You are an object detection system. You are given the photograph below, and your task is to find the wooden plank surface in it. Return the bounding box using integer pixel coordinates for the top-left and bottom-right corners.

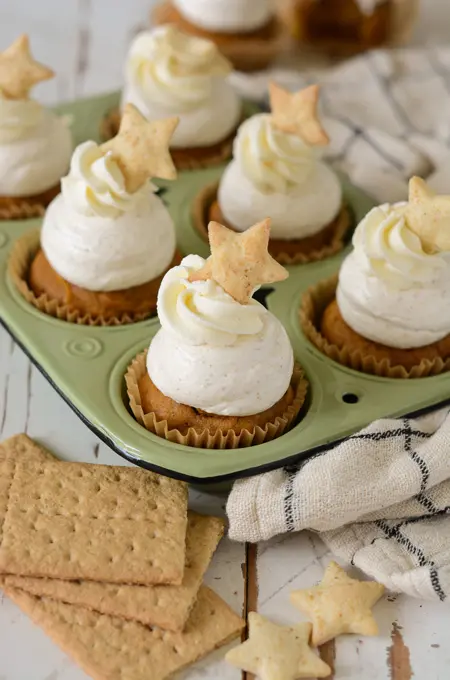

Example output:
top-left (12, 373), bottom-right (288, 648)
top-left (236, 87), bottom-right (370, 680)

top-left (1, 1), bottom-right (450, 678)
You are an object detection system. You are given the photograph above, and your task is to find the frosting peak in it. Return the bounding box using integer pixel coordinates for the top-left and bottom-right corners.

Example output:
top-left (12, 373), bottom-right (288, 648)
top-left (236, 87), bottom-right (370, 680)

top-left (127, 27), bottom-right (231, 111)
top-left (62, 141), bottom-right (150, 218)
top-left (157, 255), bottom-right (265, 347)
top-left (0, 95), bottom-right (43, 142)
top-left (233, 114), bottom-right (317, 194)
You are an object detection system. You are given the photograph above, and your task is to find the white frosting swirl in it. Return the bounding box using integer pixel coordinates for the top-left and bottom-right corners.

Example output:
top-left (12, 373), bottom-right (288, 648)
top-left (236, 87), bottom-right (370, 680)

top-left (0, 101), bottom-right (72, 197)
top-left (218, 114), bottom-right (341, 240)
top-left (337, 203), bottom-right (450, 348)
top-left (173, 0), bottom-right (273, 33)
top-left (61, 141), bottom-right (150, 219)
top-left (122, 27), bottom-right (241, 148)
top-left (147, 254), bottom-right (294, 416)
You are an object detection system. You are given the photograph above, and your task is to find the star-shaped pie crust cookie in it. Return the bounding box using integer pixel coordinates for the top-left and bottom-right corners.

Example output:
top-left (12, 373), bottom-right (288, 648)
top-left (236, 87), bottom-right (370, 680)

top-left (100, 104), bottom-right (178, 193)
top-left (269, 82), bottom-right (329, 146)
top-left (0, 34), bottom-right (54, 100)
top-left (226, 613), bottom-right (331, 680)
top-left (405, 176), bottom-right (450, 253)
top-left (290, 561), bottom-right (385, 647)
top-left (189, 219), bottom-right (289, 305)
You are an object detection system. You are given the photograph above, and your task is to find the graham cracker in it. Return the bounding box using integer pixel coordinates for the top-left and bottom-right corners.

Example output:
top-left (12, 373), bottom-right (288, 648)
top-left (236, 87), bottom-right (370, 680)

top-left (3, 584), bottom-right (244, 680)
top-left (0, 459), bottom-right (188, 585)
top-left (5, 512), bottom-right (224, 631)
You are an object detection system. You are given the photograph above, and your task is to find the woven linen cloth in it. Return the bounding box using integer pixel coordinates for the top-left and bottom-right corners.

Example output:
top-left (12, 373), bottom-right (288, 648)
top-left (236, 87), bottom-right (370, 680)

top-left (227, 408), bottom-right (450, 601)
top-left (230, 46), bottom-right (450, 203)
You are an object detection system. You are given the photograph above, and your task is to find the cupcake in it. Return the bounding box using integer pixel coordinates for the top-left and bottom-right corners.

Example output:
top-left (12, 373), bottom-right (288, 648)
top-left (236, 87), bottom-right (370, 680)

top-left (104, 25), bottom-right (241, 170)
top-left (197, 82), bottom-right (349, 264)
top-left (11, 104), bottom-right (180, 325)
top-left (152, 1), bottom-right (283, 72)
top-left (0, 35), bottom-right (72, 218)
top-left (301, 177), bottom-right (450, 378)
top-left (282, 0), bottom-right (417, 54)
top-left (126, 218), bottom-right (308, 448)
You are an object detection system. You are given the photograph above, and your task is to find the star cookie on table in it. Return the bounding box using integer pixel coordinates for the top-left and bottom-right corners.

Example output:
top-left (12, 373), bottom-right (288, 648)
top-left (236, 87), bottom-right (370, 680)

top-left (189, 219), bottom-right (288, 305)
top-left (405, 176), bottom-right (450, 253)
top-left (269, 82), bottom-right (329, 147)
top-left (100, 104), bottom-right (179, 192)
top-left (225, 613), bottom-right (331, 680)
top-left (0, 34), bottom-right (54, 100)
top-left (290, 561), bottom-right (385, 647)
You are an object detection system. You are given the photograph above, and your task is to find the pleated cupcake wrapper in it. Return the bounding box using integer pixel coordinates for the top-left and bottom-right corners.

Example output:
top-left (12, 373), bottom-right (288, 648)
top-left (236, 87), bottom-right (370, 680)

top-left (8, 230), bottom-right (154, 327)
top-left (151, 1), bottom-right (286, 72)
top-left (0, 199), bottom-right (46, 221)
top-left (100, 108), bottom-right (234, 171)
top-left (125, 351), bottom-right (308, 449)
top-left (300, 275), bottom-right (450, 379)
top-left (192, 181), bottom-right (351, 265)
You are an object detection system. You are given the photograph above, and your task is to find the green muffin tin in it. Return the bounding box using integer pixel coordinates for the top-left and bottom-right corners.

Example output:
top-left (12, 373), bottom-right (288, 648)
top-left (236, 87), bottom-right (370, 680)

top-left (1, 91), bottom-right (450, 484)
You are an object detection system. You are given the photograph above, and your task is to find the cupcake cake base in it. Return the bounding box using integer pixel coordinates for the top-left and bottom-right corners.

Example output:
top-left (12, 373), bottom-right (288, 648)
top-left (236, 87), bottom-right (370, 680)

top-left (126, 351), bottom-right (308, 449)
top-left (0, 183), bottom-right (61, 221)
top-left (101, 108), bottom-right (237, 170)
top-left (300, 275), bottom-right (450, 378)
top-left (151, 1), bottom-right (285, 72)
top-left (9, 229), bottom-right (181, 326)
top-left (193, 181), bottom-right (351, 265)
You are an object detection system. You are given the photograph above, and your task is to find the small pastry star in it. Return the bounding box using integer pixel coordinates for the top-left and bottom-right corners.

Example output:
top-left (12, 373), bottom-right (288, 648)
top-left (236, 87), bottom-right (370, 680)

top-left (225, 613), bottom-right (331, 680)
top-left (0, 34), bottom-right (54, 100)
top-left (405, 176), bottom-right (450, 253)
top-left (189, 219), bottom-right (289, 305)
top-left (290, 562), bottom-right (385, 647)
top-left (269, 82), bottom-right (329, 146)
top-left (100, 104), bottom-right (178, 193)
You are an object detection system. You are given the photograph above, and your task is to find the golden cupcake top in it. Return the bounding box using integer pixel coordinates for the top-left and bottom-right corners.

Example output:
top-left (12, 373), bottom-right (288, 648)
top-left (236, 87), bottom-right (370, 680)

top-left (100, 104), bottom-right (179, 193)
top-left (0, 34), bottom-right (54, 100)
top-left (405, 176), bottom-right (450, 254)
top-left (189, 219), bottom-right (289, 304)
top-left (269, 81), bottom-right (329, 147)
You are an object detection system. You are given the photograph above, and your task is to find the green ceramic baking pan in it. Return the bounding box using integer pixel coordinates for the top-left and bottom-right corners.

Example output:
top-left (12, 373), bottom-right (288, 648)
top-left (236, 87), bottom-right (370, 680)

top-left (1, 91), bottom-right (450, 484)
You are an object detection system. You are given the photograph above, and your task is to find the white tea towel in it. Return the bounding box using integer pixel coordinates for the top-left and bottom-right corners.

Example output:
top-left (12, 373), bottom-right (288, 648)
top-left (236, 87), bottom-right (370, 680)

top-left (227, 409), bottom-right (450, 601)
top-left (230, 47), bottom-right (450, 202)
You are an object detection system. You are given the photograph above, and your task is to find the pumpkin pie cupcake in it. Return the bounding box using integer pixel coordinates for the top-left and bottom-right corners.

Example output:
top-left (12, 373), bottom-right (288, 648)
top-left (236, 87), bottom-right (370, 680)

top-left (126, 218), bottom-right (308, 448)
top-left (10, 104), bottom-right (180, 325)
top-left (104, 25), bottom-right (241, 170)
top-left (196, 82), bottom-right (349, 265)
top-left (0, 35), bottom-right (72, 219)
top-left (152, 0), bottom-right (284, 72)
top-left (301, 177), bottom-right (450, 378)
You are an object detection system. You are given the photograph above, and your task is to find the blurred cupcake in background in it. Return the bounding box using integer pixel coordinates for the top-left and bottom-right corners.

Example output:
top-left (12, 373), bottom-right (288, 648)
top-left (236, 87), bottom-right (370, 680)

top-left (152, 0), bottom-right (286, 72)
top-left (0, 35), bottom-right (72, 219)
top-left (194, 82), bottom-right (350, 264)
top-left (104, 25), bottom-right (241, 170)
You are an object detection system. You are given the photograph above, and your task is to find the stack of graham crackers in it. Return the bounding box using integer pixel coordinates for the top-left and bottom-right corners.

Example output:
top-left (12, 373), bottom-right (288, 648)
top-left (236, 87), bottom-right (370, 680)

top-left (0, 434), bottom-right (244, 679)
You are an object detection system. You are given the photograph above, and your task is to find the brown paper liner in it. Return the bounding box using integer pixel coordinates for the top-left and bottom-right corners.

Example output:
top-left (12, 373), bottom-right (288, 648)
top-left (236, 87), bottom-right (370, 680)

top-left (126, 351), bottom-right (308, 449)
top-left (100, 108), bottom-right (236, 171)
top-left (300, 275), bottom-right (450, 379)
top-left (152, 2), bottom-right (286, 72)
top-left (8, 229), bottom-right (176, 326)
top-left (0, 183), bottom-right (61, 221)
top-left (193, 181), bottom-right (351, 265)
top-left (279, 0), bottom-right (418, 54)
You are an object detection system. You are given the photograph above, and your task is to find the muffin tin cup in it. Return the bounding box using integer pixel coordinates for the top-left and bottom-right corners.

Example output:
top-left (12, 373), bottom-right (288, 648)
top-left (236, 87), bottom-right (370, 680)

top-left (2, 91), bottom-right (450, 484)
top-left (126, 351), bottom-right (308, 449)
top-left (300, 275), bottom-right (450, 379)
top-left (192, 180), bottom-right (352, 265)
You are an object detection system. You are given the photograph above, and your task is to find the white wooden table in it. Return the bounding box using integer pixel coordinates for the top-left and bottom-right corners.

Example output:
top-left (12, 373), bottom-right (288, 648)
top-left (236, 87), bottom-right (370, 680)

top-left (0, 1), bottom-right (449, 679)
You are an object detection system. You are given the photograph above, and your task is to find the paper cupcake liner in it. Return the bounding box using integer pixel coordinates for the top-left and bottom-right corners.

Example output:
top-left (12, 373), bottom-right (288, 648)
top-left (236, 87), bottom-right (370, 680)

top-left (100, 108), bottom-right (235, 170)
top-left (0, 183), bottom-right (60, 221)
top-left (8, 230), bottom-right (161, 327)
top-left (125, 351), bottom-right (308, 449)
top-left (151, 2), bottom-right (286, 72)
top-left (300, 275), bottom-right (450, 379)
top-left (192, 181), bottom-right (351, 265)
